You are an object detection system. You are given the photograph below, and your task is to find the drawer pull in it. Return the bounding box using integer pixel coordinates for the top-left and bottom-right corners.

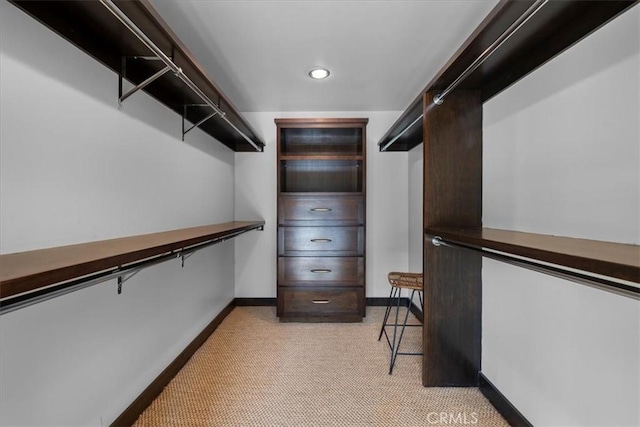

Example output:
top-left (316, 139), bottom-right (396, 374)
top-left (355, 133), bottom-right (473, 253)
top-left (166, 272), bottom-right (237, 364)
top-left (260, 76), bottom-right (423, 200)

top-left (312, 299), bottom-right (330, 304)
top-left (310, 269), bottom-right (332, 273)
top-left (310, 238), bottom-right (332, 243)
top-left (310, 208), bottom-right (332, 212)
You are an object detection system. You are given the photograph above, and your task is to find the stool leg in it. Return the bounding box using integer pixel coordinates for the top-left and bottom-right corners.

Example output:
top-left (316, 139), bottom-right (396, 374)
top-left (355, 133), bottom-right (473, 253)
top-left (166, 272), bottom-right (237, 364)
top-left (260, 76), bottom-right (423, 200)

top-left (396, 289), bottom-right (417, 356)
top-left (389, 286), bottom-right (403, 374)
top-left (378, 285), bottom-right (396, 341)
top-left (381, 286), bottom-right (400, 348)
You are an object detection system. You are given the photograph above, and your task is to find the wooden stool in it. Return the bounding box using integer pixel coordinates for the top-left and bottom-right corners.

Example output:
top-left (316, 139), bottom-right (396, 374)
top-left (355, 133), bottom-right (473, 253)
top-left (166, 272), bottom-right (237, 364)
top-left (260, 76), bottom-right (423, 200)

top-left (378, 272), bottom-right (423, 374)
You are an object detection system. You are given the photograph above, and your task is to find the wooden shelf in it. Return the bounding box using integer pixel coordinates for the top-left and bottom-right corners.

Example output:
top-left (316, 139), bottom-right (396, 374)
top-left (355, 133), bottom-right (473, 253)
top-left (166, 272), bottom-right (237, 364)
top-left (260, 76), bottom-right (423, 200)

top-left (8, 0), bottom-right (265, 152)
top-left (280, 155), bottom-right (363, 161)
top-left (275, 118), bottom-right (370, 128)
top-left (379, 0), bottom-right (638, 151)
top-left (0, 221), bottom-right (265, 299)
top-left (425, 226), bottom-right (640, 284)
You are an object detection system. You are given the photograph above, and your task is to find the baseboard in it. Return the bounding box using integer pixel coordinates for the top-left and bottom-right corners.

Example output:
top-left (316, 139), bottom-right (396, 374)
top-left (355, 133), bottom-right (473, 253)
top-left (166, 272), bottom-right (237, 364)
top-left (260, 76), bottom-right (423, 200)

top-left (111, 300), bottom-right (236, 426)
top-left (479, 373), bottom-right (532, 427)
top-left (234, 297), bottom-right (277, 306)
top-left (366, 297), bottom-right (395, 306)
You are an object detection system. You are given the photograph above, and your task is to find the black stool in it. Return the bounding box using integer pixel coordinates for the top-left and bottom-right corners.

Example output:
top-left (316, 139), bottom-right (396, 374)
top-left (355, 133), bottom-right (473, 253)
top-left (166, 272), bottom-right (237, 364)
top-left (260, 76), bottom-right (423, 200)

top-left (378, 272), bottom-right (423, 374)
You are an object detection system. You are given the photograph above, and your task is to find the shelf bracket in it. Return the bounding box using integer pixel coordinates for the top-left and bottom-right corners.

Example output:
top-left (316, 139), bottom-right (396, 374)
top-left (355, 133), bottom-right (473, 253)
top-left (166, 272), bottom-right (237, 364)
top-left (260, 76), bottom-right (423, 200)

top-left (116, 269), bottom-right (141, 294)
top-left (182, 110), bottom-right (219, 141)
top-left (118, 65), bottom-right (172, 107)
top-left (180, 251), bottom-right (196, 268)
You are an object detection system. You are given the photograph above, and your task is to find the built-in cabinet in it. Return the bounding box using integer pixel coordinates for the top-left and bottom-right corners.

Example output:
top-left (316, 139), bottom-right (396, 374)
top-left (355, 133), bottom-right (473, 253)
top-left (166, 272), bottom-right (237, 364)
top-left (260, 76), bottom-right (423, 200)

top-left (276, 118), bottom-right (368, 322)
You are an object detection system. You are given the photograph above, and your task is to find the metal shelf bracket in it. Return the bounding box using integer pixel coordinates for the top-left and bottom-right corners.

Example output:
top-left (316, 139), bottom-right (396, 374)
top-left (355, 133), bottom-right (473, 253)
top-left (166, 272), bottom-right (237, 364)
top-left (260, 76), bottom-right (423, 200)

top-left (180, 251), bottom-right (196, 267)
top-left (118, 55), bottom-right (175, 108)
top-left (182, 103), bottom-right (222, 141)
top-left (116, 269), bottom-right (141, 294)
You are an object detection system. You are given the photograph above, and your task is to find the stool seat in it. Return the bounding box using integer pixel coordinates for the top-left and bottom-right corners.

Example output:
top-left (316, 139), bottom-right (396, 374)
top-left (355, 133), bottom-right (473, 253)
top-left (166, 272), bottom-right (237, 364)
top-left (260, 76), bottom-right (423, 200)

top-left (378, 271), bottom-right (424, 374)
top-left (387, 271), bottom-right (423, 290)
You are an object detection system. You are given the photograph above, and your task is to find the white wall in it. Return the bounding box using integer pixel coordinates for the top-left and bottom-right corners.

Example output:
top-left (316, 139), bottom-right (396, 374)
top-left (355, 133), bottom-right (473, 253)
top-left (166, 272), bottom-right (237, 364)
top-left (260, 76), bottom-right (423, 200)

top-left (0, 2), bottom-right (241, 425)
top-left (235, 111), bottom-right (409, 298)
top-left (483, 6), bottom-right (640, 427)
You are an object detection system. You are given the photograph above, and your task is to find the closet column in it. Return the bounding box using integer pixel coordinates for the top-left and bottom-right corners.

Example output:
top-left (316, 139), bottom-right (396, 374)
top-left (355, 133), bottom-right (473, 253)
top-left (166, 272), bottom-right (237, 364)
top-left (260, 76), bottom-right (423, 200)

top-left (423, 90), bottom-right (482, 386)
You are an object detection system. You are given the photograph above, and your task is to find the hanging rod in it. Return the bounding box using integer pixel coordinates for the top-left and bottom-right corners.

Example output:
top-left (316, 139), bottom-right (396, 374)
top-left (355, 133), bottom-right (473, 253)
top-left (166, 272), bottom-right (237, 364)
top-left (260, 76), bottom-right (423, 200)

top-left (429, 235), bottom-right (640, 300)
top-left (0, 227), bottom-right (261, 315)
top-left (98, 0), bottom-right (261, 152)
top-left (380, 113), bottom-right (424, 152)
top-left (433, 0), bottom-right (549, 105)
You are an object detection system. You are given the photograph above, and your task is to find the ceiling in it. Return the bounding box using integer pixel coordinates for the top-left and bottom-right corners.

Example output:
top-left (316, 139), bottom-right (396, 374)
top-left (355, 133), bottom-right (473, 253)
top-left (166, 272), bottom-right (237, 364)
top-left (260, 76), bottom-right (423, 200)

top-left (150, 0), bottom-right (499, 113)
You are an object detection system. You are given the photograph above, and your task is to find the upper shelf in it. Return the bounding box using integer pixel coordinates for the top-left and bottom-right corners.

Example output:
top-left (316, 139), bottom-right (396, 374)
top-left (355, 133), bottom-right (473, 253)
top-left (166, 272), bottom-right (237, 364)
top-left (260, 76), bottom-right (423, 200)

top-left (379, 0), bottom-right (638, 151)
top-left (0, 221), bottom-right (265, 300)
top-left (425, 226), bottom-right (640, 284)
top-left (9, 0), bottom-right (265, 152)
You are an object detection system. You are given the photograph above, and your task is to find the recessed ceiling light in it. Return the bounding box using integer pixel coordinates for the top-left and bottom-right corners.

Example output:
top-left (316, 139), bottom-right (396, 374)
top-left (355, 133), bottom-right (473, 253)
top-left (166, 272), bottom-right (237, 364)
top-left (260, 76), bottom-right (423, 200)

top-left (308, 68), bottom-right (330, 80)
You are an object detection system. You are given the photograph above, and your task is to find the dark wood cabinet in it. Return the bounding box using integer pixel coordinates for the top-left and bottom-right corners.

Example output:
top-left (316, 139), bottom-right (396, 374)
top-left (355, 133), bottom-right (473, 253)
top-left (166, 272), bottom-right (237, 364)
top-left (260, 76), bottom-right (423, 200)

top-left (276, 118), bottom-right (368, 322)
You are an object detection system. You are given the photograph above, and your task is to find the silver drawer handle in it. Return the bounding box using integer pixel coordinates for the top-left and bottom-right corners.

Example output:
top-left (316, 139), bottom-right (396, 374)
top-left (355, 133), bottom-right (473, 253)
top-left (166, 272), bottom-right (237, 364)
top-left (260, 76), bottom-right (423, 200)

top-left (310, 208), bottom-right (332, 212)
top-left (310, 238), bottom-right (332, 243)
top-left (311, 269), bottom-right (332, 273)
top-left (312, 299), bottom-right (330, 304)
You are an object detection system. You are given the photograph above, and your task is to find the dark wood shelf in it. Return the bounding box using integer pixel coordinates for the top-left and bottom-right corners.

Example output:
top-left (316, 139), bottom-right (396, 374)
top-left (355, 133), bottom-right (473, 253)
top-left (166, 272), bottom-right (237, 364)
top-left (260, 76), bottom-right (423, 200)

top-left (0, 221), bottom-right (265, 299)
top-left (425, 226), bottom-right (640, 284)
top-left (275, 118), bottom-right (370, 128)
top-left (8, 0), bottom-right (265, 152)
top-left (280, 155), bottom-right (363, 161)
top-left (379, 0), bottom-right (638, 151)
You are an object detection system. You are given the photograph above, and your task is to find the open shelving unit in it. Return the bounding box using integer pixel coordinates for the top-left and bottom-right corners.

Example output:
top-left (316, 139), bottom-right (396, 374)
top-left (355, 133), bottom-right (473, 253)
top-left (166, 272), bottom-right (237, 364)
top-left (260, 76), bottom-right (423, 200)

top-left (373, 0), bottom-right (640, 389)
top-left (276, 118), bottom-right (368, 322)
top-left (0, 221), bottom-right (265, 313)
top-left (8, 0), bottom-right (265, 152)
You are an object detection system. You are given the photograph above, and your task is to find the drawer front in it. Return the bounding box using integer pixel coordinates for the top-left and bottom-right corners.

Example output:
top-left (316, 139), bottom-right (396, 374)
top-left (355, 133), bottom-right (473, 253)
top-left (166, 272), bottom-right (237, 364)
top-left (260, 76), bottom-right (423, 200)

top-left (279, 194), bottom-right (364, 225)
top-left (278, 257), bottom-right (364, 286)
top-left (278, 287), bottom-right (364, 319)
top-left (278, 226), bottom-right (364, 256)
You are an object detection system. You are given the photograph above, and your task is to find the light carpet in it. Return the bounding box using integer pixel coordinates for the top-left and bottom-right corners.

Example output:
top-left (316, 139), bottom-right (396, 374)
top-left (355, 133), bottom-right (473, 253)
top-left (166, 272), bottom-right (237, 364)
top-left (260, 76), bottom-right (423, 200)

top-left (133, 306), bottom-right (507, 426)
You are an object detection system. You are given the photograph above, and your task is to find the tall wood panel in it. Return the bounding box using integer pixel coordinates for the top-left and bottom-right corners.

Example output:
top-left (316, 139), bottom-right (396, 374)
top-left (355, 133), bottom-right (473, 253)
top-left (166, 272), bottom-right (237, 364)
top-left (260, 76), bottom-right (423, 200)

top-left (423, 90), bottom-right (483, 386)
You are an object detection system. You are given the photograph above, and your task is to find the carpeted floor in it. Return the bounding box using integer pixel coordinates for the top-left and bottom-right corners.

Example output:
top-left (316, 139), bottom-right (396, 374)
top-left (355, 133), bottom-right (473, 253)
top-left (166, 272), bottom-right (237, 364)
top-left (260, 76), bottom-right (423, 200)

top-left (133, 306), bottom-right (507, 426)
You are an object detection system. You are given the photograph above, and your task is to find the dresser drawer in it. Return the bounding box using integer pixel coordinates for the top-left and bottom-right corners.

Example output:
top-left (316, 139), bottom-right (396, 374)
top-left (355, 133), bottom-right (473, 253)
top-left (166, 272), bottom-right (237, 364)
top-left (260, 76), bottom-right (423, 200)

top-left (278, 287), bottom-right (364, 321)
top-left (278, 257), bottom-right (364, 286)
top-left (278, 226), bottom-right (364, 256)
top-left (279, 194), bottom-right (364, 226)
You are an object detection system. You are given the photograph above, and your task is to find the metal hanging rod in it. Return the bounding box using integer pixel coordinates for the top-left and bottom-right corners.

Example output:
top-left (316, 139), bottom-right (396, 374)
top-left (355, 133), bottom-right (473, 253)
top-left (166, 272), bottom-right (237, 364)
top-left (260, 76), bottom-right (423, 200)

top-left (380, 113), bottom-right (423, 152)
top-left (0, 251), bottom-right (175, 315)
top-left (433, 0), bottom-right (549, 105)
top-left (99, 0), bottom-right (261, 152)
top-left (0, 227), bottom-right (262, 315)
top-left (429, 236), bottom-right (640, 301)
